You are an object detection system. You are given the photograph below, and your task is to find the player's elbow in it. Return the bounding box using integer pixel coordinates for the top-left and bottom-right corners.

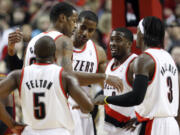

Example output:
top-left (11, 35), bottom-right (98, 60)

top-left (86, 102), bottom-right (94, 112)
top-left (81, 101), bottom-right (94, 113)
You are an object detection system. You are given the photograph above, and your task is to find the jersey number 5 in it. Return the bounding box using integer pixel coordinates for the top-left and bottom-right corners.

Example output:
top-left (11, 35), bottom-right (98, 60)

top-left (33, 93), bottom-right (46, 119)
top-left (167, 76), bottom-right (173, 103)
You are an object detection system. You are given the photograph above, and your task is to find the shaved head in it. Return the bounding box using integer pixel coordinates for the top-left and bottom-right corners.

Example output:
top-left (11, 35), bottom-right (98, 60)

top-left (34, 36), bottom-right (56, 60)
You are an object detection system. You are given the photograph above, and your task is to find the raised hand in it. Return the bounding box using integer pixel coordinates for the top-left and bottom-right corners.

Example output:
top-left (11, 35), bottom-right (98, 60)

top-left (106, 75), bottom-right (123, 92)
top-left (8, 28), bottom-right (23, 56)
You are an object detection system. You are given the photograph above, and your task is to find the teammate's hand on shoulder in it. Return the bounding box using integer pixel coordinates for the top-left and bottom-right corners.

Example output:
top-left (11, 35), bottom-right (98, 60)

top-left (93, 95), bottom-right (106, 105)
top-left (10, 122), bottom-right (26, 135)
top-left (105, 75), bottom-right (123, 92)
top-left (8, 28), bottom-right (23, 56)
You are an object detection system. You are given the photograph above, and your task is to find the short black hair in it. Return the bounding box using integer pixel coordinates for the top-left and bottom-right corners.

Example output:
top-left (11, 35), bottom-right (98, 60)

top-left (143, 16), bottom-right (165, 48)
top-left (35, 36), bottom-right (56, 58)
top-left (113, 27), bottom-right (133, 42)
top-left (50, 2), bottom-right (76, 23)
top-left (78, 10), bottom-right (98, 24)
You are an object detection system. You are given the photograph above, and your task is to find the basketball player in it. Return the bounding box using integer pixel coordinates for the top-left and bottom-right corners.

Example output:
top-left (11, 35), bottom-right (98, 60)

top-left (0, 36), bottom-right (94, 135)
top-left (94, 16), bottom-right (180, 135)
top-left (70, 10), bottom-right (107, 135)
top-left (103, 27), bottom-right (141, 135)
top-left (24, 2), bottom-right (77, 70)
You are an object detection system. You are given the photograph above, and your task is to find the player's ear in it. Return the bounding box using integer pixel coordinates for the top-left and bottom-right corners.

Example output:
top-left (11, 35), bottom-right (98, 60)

top-left (58, 14), bottom-right (67, 23)
top-left (127, 41), bottom-right (132, 49)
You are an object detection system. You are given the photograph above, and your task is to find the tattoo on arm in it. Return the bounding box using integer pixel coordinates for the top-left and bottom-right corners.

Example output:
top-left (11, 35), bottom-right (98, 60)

top-left (62, 41), bottom-right (73, 51)
top-left (61, 41), bottom-right (73, 71)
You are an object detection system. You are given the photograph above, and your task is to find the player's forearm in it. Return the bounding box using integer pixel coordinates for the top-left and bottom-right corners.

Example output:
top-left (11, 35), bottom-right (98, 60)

top-left (67, 75), bottom-right (94, 112)
top-left (106, 75), bottom-right (148, 107)
top-left (73, 72), bottom-right (106, 86)
top-left (0, 100), bottom-right (15, 129)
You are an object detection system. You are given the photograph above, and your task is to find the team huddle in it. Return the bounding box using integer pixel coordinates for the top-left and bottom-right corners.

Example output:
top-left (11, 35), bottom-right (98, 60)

top-left (0, 2), bottom-right (179, 135)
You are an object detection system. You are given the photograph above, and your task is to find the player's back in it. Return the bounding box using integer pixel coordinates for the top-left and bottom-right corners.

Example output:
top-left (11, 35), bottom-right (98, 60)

top-left (20, 63), bottom-right (74, 131)
top-left (135, 48), bottom-right (179, 119)
top-left (24, 31), bottom-right (63, 66)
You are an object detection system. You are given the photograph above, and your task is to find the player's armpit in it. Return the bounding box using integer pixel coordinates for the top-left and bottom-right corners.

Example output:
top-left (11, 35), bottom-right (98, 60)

top-left (74, 72), bottom-right (123, 92)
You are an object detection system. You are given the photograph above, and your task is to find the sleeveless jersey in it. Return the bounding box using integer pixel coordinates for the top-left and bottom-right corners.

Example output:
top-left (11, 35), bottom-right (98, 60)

top-left (135, 48), bottom-right (179, 120)
top-left (24, 31), bottom-right (63, 66)
top-left (104, 54), bottom-right (137, 122)
top-left (20, 64), bottom-right (74, 131)
top-left (72, 39), bottom-right (99, 96)
top-left (73, 40), bottom-right (98, 74)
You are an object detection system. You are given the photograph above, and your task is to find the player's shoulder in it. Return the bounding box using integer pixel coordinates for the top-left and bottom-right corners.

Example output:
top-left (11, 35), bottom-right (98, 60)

top-left (7, 69), bottom-right (22, 81)
top-left (133, 52), bottom-right (155, 75)
top-left (90, 40), bottom-right (105, 55)
top-left (55, 34), bottom-right (72, 44)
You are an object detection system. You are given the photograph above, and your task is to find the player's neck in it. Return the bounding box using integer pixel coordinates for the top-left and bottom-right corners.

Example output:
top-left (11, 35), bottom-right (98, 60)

top-left (73, 40), bottom-right (86, 49)
top-left (48, 25), bottom-right (64, 34)
top-left (114, 53), bottom-right (131, 66)
top-left (36, 58), bottom-right (54, 64)
top-left (142, 45), bottom-right (149, 52)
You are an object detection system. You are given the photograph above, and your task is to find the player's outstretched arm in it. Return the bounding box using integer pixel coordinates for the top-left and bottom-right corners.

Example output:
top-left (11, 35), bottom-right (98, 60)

top-left (61, 71), bottom-right (94, 113)
top-left (74, 72), bottom-right (123, 92)
top-left (0, 70), bottom-right (25, 133)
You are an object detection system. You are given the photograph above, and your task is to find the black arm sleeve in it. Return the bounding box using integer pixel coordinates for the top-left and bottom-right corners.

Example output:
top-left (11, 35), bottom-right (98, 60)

top-left (7, 54), bottom-right (23, 71)
top-left (106, 75), bottom-right (148, 107)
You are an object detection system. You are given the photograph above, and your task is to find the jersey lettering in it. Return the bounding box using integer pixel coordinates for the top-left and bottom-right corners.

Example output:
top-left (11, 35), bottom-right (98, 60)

top-left (73, 60), bottom-right (94, 73)
top-left (25, 80), bottom-right (53, 90)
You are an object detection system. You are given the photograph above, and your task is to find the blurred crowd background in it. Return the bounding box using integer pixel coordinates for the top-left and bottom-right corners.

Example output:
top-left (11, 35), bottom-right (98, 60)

top-left (0, 0), bottom-right (180, 74)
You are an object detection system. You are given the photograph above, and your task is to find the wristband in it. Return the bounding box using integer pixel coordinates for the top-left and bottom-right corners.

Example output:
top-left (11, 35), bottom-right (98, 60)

top-left (104, 96), bottom-right (109, 104)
